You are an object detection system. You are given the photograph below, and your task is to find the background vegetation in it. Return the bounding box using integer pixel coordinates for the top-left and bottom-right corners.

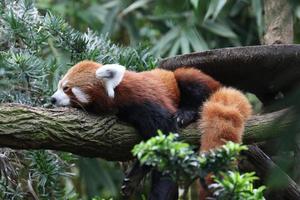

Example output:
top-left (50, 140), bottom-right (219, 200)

top-left (0, 0), bottom-right (300, 199)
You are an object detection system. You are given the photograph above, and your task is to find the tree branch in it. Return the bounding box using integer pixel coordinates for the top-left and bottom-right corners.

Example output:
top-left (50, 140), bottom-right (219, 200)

top-left (0, 103), bottom-right (292, 161)
top-left (158, 45), bottom-right (300, 104)
top-left (241, 145), bottom-right (300, 200)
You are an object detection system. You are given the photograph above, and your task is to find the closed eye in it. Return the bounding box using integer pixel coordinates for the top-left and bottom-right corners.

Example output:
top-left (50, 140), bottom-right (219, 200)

top-left (63, 86), bottom-right (71, 93)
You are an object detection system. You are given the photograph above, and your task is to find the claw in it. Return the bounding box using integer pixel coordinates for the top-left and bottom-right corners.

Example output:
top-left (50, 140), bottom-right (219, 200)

top-left (121, 184), bottom-right (133, 198)
top-left (121, 178), bottom-right (133, 197)
top-left (123, 178), bottom-right (130, 182)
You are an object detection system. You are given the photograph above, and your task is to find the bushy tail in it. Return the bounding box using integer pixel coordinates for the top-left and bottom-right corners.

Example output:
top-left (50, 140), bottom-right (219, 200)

top-left (199, 87), bottom-right (252, 152)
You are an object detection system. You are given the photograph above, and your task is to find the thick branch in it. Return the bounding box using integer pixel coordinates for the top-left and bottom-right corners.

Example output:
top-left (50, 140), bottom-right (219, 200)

top-left (159, 45), bottom-right (300, 104)
top-left (0, 104), bottom-right (292, 161)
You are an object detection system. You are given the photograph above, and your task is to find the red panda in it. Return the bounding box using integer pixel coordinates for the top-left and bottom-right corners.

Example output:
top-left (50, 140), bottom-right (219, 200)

top-left (50, 60), bottom-right (251, 200)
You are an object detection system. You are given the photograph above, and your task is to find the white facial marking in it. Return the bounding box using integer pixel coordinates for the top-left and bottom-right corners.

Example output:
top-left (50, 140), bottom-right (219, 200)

top-left (95, 64), bottom-right (126, 98)
top-left (51, 79), bottom-right (70, 106)
top-left (51, 88), bottom-right (70, 106)
top-left (72, 87), bottom-right (90, 103)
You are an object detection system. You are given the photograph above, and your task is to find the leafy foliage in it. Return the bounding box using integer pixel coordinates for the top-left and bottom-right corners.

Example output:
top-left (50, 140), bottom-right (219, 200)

top-left (26, 151), bottom-right (74, 200)
top-left (133, 133), bottom-right (265, 199)
top-left (133, 132), bottom-right (199, 184)
top-left (0, 0), bottom-right (157, 106)
top-left (37, 0), bottom-right (300, 57)
top-left (0, 149), bottom-right (76, 200)
top-left (210, 171), bottom-right (266, 200)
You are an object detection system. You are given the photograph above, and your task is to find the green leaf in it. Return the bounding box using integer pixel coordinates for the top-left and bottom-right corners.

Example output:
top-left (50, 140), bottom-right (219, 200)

top-left (296, 6), bottom-right (300, 19)
top-left (180, 33), bottom-right (190, 54)
top-left (230, 0), bottom-right (248, 17)
top-left (186, 28), bottom-right (209, 51)
top-left (100, 4), bottom-right (120, 35)
top-left (190, 0), bottom-right (199, 9)
top-left (151, 27), bottom-right (180, 56)
top-left (251, 0), bottom-right (263, 37)
top-left (120, 0), bottom-right (152, 16)
top-left (202, 20), bottom-right (237, 39)
top-left (168, 39), bottom-right (180, 57)
top-left (204, 0), bottom-right (227, 21)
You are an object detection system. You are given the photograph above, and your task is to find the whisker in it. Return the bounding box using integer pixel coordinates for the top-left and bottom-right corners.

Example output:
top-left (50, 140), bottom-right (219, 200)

top-left (72, 99), bottom-right (89, 114)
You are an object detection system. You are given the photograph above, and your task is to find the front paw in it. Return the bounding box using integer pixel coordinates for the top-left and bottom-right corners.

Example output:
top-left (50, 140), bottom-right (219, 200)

top-left (174, 110), bottom-right (198, 128)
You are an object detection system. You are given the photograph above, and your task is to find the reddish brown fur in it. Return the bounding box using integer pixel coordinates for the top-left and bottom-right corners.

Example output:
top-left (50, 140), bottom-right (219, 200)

top-left (62, 62), bottom-right (221, 114)
top-left (174, 67), bottom-right (221, 92)
top-left (115, 70), bottom-right (178, 113)
top-left (145, 69), bottom-right (181, 107)
top-left (61, 61), bottom-right (182, 113)
top-left (61, 61), bottom-right (252, 200)
top-left (63, 61), bottom-right (102, 87)
top-left (199, 87), bottom-right (252, 151)
top-left (198, 87), bottom-right (252, 200)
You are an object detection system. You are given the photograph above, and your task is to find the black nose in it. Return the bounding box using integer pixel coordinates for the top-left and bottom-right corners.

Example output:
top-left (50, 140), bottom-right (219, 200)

top-left (50, 97), bottom-right (57, 104)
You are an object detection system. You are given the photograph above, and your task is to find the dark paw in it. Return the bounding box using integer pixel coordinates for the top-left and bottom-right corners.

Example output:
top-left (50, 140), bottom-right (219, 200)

top-left (121, 161), bottom-right (150, 199)
top-left (174, 110), bottom-right (198, 128)
top-left (121, 177), bottom-right (137, 199)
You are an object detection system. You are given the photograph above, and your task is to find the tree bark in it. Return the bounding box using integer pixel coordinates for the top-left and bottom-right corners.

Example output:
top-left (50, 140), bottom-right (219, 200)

top-left (0, 103), bottom-right (291, 161)
top-left (158, 45), bottom-right (300, 104)
top-left (263, 0), bottom-right (293, 44)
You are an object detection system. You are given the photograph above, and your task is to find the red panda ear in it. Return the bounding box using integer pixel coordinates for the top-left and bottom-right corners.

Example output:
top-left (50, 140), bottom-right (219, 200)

top-left (95, 64), bottom-right (126, 98)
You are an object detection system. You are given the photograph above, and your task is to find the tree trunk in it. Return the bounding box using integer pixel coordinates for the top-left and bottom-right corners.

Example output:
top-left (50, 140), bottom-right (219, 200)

top-left (263, 0), bottom-right (293, 44)
top-left (0, 103), bottom-right (291, 161)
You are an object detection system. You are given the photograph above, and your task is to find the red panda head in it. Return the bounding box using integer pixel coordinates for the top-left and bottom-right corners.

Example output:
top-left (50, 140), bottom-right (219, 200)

top-left (51, 60), bottom-right (126, 111)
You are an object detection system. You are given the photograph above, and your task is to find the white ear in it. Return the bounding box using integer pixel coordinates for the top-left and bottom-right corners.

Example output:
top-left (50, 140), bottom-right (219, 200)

top-left (95, 64), bottom-right (126, 98)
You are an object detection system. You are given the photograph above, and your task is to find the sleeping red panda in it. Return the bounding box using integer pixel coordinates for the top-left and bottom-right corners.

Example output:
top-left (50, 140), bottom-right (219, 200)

top-left (50, 60), bottom-right (252, 200)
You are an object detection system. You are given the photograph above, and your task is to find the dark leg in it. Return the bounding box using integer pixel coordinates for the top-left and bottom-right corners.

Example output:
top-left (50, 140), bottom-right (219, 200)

top-left (121, 160), bottom-right (151, 199)
top-left (117, 101), bottom-right (177, 139)
top-left (149, 171), bottom-right (178, 200)
top-left (175, 80), bottom-right (212, 127)
top-left (117, 101), bottom-right (178, 199)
